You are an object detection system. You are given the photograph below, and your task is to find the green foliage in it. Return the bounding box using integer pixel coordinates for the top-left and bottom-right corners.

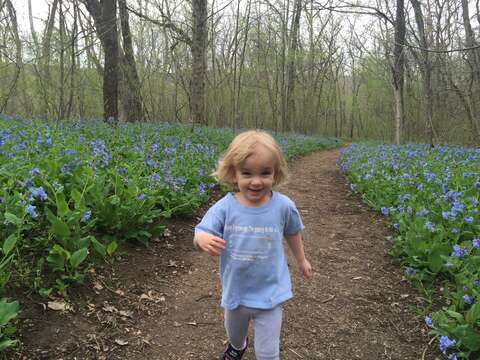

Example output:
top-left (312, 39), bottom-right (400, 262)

top-left (340, 143), bottom-right (480, 358)
top-left (0, 114), bottom-right (342, 351)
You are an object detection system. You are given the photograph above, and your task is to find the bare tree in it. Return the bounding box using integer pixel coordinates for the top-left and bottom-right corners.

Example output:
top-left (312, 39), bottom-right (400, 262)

top-left (191, 0), bottom-right (208, 125)
top-left (119, 0), bottom-right (144, 122)
top-left (0, 0), bottom-right (22, 113)
top-left (82, 0), bottom-right (119, 122)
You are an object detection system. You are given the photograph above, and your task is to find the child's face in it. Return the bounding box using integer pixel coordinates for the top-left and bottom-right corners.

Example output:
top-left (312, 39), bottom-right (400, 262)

top-left (233, 144), bottom-right (276, 207)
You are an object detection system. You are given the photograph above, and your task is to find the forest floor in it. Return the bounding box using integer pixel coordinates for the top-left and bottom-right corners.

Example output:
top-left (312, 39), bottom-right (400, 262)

top-left (9, 148), bottom-right (438, 360)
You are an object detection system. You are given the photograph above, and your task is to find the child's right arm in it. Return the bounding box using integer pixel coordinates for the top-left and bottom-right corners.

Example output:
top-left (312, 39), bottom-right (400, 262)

top-left (193, 232), bottom-right (226, 256)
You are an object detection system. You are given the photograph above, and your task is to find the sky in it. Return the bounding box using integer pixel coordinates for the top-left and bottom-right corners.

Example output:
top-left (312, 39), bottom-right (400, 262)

top-left (13, 0), bottom-right (49, 33)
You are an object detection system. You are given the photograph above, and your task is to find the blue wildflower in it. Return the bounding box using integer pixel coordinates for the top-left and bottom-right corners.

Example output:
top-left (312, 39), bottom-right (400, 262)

top-left (137, 193), bottom-right (146, 201)
top-left (445, 261), bottom-right (454, 269)
top-left (425, 221), bottom-right (434, 232)
top-left (26, 204), bottom-right (38, 218)
top-left (81, 209), bottom-right (92, 222)
top-left (393, 223), bottom-right (400, 230)
top-left (381, 207), bottom-right (388, 216)
top-left (448, 353), bottom-right (457, 360)
top-left (464, 216), bottom-right (473, 224)
top-left (404, 267), bottom-right (417, 276)
top-left (472, 239), bottom-right (480, 249)
top-left (424, 315), bottom-right (433, 328)
top-left (463, 295), bottom-right (474, 305)
top-left (417, 208), bottom-right (429, 217)
top-left (30, 168), bottom-right (41, 177)
top-left (29, 186), bottom-right (48, 201)
top-left (439, 336), bottom-right (456, 354)
top-left (451, 245), bottom-right (469, 258)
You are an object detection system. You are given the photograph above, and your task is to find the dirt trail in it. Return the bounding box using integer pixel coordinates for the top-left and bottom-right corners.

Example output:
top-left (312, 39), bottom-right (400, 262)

top-left (11, 148), bottom-right (433, 360)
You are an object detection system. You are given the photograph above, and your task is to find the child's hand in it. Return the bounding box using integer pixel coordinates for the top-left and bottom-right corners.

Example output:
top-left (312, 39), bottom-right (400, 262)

top-left (194, 232), bottom-right (226, 256)
top-left (298, 258), bottom-right (313, 278)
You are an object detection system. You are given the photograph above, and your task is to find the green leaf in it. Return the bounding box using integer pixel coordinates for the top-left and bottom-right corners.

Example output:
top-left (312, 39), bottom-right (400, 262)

top-left (109, 195), bottom-right (120, 205)
top-left (2, 234), bottom-right (17, 256)
top-left (0, 299), bottom-right (19, 326)
top-left (3, 212), bottom-right (22, 226)
top-left (56, 193), bottom-right (69, 217)
top-left (446, 310), bottom-right (464, 322)
top-left (106, 241), bottom-right (118, 256)
top-left (49, 217), bottom-right (71, 239)
top-left (90, 237), bottom-right (106, 257)
top-left (71, 188), bottom-right (83, 209)
top-left (0, 339), bottom-right (18, 351)
top-left (466, 303), bottom-right (480, 324)
top-left (69, 248), bottom-right (88, 269)
top-left (454, 324), bottom-right (480, 351)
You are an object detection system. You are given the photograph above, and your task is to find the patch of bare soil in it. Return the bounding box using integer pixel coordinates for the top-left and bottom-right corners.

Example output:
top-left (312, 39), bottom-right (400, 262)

top-left (8, 148), bottom-right (435, 360)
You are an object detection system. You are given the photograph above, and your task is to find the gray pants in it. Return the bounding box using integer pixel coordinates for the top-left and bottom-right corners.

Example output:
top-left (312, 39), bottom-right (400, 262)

top-left (224, 305), bottom-right (283, 360)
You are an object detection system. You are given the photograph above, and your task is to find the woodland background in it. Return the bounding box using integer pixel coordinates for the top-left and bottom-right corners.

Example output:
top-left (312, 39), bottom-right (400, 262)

top-left (1, 0), bottom-right (480, 145)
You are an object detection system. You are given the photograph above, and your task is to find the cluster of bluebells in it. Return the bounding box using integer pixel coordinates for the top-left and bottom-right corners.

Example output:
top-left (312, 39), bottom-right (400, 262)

top-left (339, 143), bottom-right (480, 356)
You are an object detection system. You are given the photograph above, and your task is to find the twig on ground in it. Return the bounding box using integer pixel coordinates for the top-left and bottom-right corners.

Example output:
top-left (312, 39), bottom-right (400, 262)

top-left (421, 336), bottom-right (436, 360)
top-left (320, 295), bottom-right (335, 303)
top-left (288, 348), bottom-right (303, 358)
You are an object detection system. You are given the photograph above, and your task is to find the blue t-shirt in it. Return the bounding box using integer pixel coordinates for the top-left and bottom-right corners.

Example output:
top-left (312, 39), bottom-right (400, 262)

top-left (195, 191), bottom-right (304, 310)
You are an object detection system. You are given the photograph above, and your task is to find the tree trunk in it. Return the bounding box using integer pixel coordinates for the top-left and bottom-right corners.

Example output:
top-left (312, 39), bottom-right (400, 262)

top-left (285, 0), bottom-right (302, 131)
top-left (82, 0), bottom-right (119, 122)
top-left (410, 0), bottom-right (436, 144)
top-left (392, 0), bottom-right (406, 144)
top-left (119, 0), bottom-right (144, 122)
top-left (191, 0), bottom-right (207, 126)
top-left (0, 0), bottom-right (22, 113)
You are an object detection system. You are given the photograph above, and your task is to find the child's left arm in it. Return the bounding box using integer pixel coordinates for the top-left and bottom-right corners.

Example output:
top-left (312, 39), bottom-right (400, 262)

top-left (285, 232), bottom-right (313, 278)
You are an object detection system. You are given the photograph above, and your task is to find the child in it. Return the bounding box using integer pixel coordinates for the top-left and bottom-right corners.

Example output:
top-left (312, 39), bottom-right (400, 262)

top-left (194, 130), bottom-right (312, 360)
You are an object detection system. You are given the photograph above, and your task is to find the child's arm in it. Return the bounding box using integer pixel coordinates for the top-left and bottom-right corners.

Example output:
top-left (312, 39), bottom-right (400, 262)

top-left (193, 232), bottom-right (226, 256)
top-left (285, 232), bottom-right (313, 278)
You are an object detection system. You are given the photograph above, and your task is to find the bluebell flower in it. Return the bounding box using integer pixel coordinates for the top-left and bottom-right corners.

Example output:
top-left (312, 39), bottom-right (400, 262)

top-left (137, 193), bottom-right (146, 201)
top-left (404, 267), bottom-right (417, 276)
top-left (29, 186), bottom-right (48, 201)
top-left (381, 207), bottom-right (388, 216)
top-left (445, 261), bottom-right (454, 269)
top-left (386, 235), bottom-right (393, 241)
top-left (424, 315), bottom-right (433, 328)
top-left (425, 221), bottom-right (434, 232)
top-left (439, 336), bottom-right (456, 354)
top-left (417, 208), bottom-right (429, 217)
top-left (30, 168), bottom-right (41, 177)
top-left (350, 183), bottom-right (357, 191)
top-left (451, 228), bottom-right (459, 234)
top-left (198, 183), bottom-right (206, 195)
top-left (442, 211), bottom-right (450, 220)
top-left (81, 209), bottom-right (92, 222)
top-left (393, 223), bottom-right (400, 230)
top-left (472, 239), bottom-right (480, 249)
top-left (463, 294), bottom-right (474, 305)
top-left (448, 353), bottom-right (457, 360)
top-left (464, 216), bottom-right (473, 224)
top-left (451, 245), bottom-right (469, 258)
top-left (26, 204), bottom-right (38, 218)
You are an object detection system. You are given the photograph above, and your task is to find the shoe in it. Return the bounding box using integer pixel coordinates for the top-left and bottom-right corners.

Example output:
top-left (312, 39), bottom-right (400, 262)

top-left (219, 338), bottom-right (248, 360)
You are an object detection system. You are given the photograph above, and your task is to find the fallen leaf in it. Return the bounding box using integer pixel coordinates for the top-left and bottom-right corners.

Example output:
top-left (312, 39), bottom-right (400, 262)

top-left (47, 301), bottom-right (70, 311)
top-left (103, 305), bottom-right (118, 313)
top-left (114, 339), bottom-right (128, 346)
top-left (119, 310), bottom-right (133, 318)
top-left (93, 282), bottom-right (103, 290)
top-left (173, 321), bottom-right (181, 327)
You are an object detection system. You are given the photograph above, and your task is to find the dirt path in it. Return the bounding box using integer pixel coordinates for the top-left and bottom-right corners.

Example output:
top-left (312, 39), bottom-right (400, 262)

top-left (11, 148), bottom-right (433, 360)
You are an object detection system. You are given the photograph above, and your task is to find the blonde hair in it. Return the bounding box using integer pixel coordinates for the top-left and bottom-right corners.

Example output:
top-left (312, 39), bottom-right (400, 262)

top-left (213, 130), bottom-right (288, 186)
